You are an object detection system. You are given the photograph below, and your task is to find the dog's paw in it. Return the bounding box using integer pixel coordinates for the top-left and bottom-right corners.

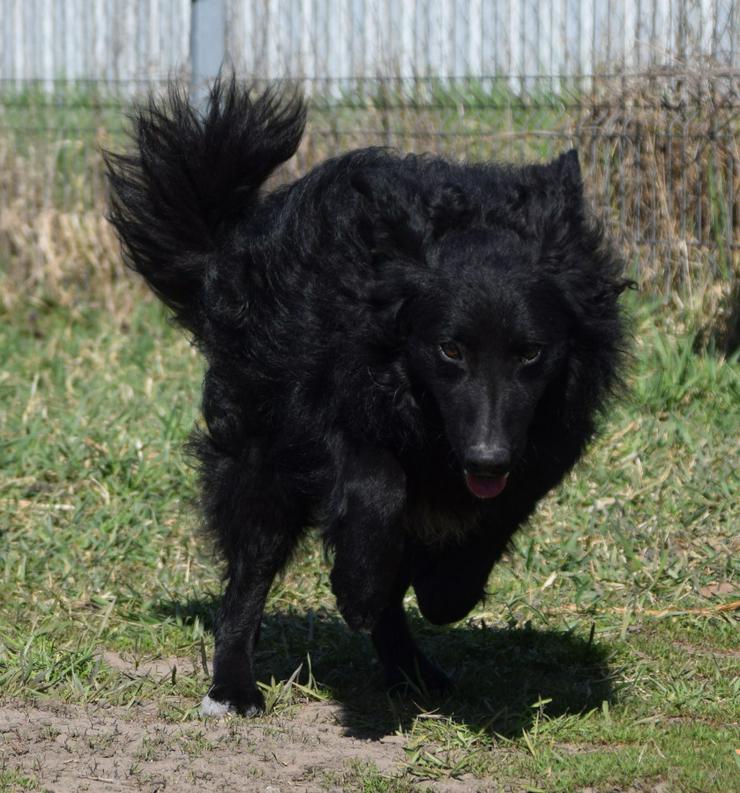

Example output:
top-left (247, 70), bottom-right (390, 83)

top-left (331, 573), bottom-right (388, 633)
top-left (200, 694), bottom-right (233, 717)
top-left (334, 592), bottom-right (387, 633)
top-left (201, 684), bottom-right (265, 718)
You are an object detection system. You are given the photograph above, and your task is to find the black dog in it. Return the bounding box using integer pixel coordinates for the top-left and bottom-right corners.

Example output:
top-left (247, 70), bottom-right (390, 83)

top-left (107, 79), bottom-right (628, 716)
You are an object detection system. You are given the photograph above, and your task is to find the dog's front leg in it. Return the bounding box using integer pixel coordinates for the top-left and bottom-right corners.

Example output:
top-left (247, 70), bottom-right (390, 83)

top-left (371, 574), bottom-right (453, 693)
top-left (327, 447), bottom-right (406, 632)
top-left (412, 526), bottom-right (510, 626)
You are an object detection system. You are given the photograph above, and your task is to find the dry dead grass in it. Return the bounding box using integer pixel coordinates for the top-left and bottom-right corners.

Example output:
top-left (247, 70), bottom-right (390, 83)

top-left (1, 71), bottom-right (737, 339)
top-left (572, 67), bottom-right (738, 290)
top-left (0, 134), bottom-right (143, 317)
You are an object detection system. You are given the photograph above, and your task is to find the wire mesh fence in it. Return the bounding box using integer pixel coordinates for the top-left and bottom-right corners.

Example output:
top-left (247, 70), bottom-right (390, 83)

top-left (0, 0), bottom-right (737, 310)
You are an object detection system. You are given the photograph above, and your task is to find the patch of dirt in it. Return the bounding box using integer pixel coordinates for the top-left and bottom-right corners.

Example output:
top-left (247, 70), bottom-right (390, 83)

top-left (671, 641), bottom-right (740, 659)
top-left (0, 699), bottom-right (411, 792)
top-left (100, 650), bottom-right (200, 681)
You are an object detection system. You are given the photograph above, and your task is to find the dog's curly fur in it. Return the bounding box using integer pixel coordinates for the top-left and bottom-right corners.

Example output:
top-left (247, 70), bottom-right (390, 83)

top-left (106, 79), bottom-right (629, 716)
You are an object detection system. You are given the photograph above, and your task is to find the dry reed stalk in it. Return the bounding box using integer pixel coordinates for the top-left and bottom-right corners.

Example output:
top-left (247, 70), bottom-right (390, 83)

top-left (570, 66), bottom-right (739, 289)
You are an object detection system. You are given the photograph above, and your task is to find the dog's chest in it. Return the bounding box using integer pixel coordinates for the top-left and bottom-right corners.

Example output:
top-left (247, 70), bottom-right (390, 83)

top-left (404, 492), bottom-right (481, 547)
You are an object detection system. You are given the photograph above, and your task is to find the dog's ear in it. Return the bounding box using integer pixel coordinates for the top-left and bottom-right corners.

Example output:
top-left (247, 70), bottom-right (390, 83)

top-left (351, 170), bottom-right (426, 260)
top-left (485, 182), bottom-right (532, 235)
top-left (541, 151), bottom-right (631, 321)
top-left (552, 149), bottom-right (584, 211)
top-left (537, 149), bottom-right (587, 252)
top-left (351, 172), bottom-right (474, 257)
top-left (425, 182), bottom-right (473, 238)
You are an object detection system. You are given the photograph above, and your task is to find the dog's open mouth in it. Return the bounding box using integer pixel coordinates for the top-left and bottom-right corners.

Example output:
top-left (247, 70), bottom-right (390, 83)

top-left (464, 471), bottom-right (509, 499)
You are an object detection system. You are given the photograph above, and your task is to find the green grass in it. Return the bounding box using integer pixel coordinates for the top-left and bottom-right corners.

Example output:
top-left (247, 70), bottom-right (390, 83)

top-left (0, 293), bottom-right (738, 792)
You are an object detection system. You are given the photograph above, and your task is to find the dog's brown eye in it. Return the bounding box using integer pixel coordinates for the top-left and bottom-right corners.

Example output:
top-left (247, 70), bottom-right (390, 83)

top-left (439, 341), bottom-right (463, 361)
top-left (520, 346), bottom-right (542, 364)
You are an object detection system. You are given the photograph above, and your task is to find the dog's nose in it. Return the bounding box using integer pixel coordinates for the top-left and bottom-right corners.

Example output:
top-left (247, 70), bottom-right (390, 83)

top-left (464, 445), bottom-right (512, 476)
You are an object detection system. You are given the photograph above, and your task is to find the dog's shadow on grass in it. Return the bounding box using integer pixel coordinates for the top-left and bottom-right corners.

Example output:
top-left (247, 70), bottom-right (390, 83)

top-left (157, 598), bottom-right (615, 739)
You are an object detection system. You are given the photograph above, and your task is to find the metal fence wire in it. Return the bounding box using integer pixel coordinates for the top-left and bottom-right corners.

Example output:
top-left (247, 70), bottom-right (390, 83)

top-left (0, 0), bottom-right (737, 305)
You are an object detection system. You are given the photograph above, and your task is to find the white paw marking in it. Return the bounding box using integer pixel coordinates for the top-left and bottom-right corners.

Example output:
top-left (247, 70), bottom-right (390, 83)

top-left (200, 694), bottom-right (232, 717)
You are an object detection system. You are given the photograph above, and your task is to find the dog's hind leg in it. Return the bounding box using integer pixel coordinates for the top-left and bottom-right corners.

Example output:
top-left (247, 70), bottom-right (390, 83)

top-left (199, 445), bottom-right (303, 717)
top-left (326, 447), bottom-right (406, 633)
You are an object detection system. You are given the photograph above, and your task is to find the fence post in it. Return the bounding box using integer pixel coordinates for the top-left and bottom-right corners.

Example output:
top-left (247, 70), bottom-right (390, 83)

top-left (190, 0), bottom-right (226, 110)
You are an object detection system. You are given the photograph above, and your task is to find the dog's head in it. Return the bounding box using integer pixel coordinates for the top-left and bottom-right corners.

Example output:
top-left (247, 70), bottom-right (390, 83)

top-left (356, 151), bottom-right (628, 499)
top-left (404, 227), bottom-right (573, 498)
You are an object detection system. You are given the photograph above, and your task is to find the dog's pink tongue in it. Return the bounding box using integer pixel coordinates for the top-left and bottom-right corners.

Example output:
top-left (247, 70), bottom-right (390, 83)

top-left (465, 472), bottom-right (509, 499)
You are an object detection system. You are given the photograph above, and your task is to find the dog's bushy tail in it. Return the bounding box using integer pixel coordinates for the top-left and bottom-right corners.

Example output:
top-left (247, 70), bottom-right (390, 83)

top-left (106, 78), bottom-right (306, 330)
